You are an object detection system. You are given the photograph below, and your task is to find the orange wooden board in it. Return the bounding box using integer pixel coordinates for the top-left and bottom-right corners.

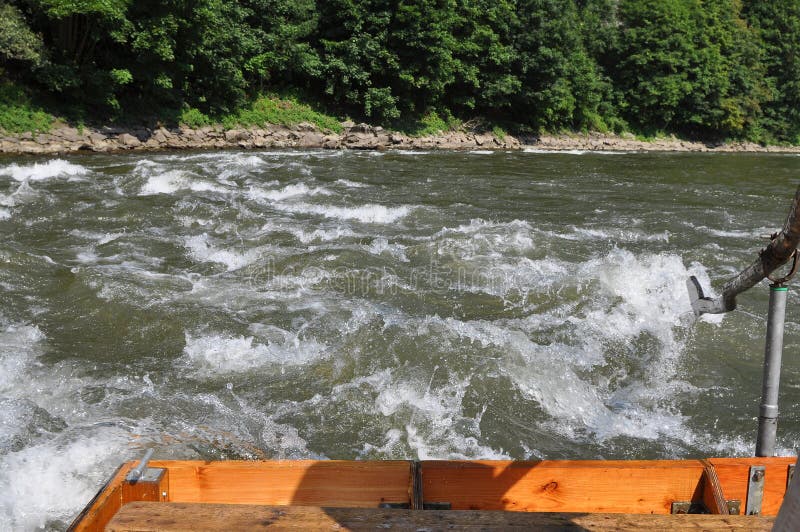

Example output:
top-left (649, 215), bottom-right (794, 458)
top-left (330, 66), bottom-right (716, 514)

top-left (420, 460), bottom-right (707, 514)
top-left (709, 456), bottom-right (796, 516)
top-left (148, 460), bottom-right (412, 507)
top-left (107, 502), bottom-right (775, 531)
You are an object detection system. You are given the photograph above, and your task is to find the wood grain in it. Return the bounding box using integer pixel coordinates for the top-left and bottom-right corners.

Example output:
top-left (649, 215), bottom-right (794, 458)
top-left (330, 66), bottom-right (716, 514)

top-left (148, 460), bottom-right (412, 507)
top-left (420, 460), bottom-right (706, 514)
top-left (106, 502), bottom-right (775, 531)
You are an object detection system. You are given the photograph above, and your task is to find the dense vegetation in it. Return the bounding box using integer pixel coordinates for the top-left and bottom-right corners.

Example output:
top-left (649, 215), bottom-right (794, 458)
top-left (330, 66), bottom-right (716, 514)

top-left (1, 0), bottom-right (799, 143)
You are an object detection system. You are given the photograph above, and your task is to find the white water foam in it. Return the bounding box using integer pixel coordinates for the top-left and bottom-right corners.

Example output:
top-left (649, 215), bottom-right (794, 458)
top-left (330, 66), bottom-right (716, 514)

top-left (0, 321), bottom-right (45, 392)
top-left (0, 430), bottom-right (131, 530)
top-left (273, 202), bottom-right (413, 223)
top-left (259, 220), bottom-right (357, 244)
top-left (184, 329), bottom-right (327, 373)
top-left (366, 237), bottom-right (409, 262)
top-left (334, 179), bottom-right (368, 188)
top-left (0, 159), bottom-right (88, 181)
top-left (522, 148), bottom-right (631, 155)
top-left (246, 182), bottom-right (331, 202)
top-left (139, 170), bottom-right (226, 195)
top-left (184, 233), bottom-right (264, 271)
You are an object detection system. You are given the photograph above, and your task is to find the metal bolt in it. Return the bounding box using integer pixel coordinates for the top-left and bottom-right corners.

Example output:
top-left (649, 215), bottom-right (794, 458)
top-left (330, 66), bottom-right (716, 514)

top-left (752, 470), bottom-right (765, 482)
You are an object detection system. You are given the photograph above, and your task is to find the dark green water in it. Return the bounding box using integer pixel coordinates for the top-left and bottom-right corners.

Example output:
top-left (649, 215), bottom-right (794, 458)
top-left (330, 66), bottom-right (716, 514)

top-left (1, 149), bottom-right (799, 528)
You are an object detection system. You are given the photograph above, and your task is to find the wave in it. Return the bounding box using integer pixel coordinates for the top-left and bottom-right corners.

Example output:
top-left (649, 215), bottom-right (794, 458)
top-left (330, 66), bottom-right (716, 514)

top-left (0, 159), bottom-right (89, 181)
top-left (183, 329), bottom-right (327, 374)
top-left (273, 201), bottom-right (413, 223)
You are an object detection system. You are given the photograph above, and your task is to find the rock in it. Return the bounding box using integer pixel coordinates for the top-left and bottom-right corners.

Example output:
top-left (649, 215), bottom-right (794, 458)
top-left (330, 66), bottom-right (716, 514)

top-left (55, 127), bottom-right (83, 142)
top-left (225, 129), bottom-right (249, 142)
top-left (118, 133), bottom-right (141, 147)
top-left (390, 133), bottom-right (405, 144)
top-left (322, 135), bottom-right (341, 149)
top-left (294, 122), bottom-right (317, 132)
top-left (297, 132), bottom-right (324, 148)
top-left (152, 130), bottom-right (168, 144)
top-left (349, 123), bottom-right (373, 134)
top-left (89, 132), bottom-right (107, 144)
top-left (344, 132), bottom-right (378, 149)
top-left (341, 120), bottom-right (355, 129)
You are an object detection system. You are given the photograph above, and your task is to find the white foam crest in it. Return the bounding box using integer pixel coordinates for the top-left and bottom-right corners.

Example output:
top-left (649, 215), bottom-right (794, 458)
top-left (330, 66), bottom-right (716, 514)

top-left (274, 201), bottom-right (413, 223)
top-left (429, 219), bottom-right (535, 260)
top-left (139, 169), bottom-right (226, 195)
top-left (373, 374), bottom-right (507, 460)
top-left (334, 179), bottom-right (368, 188)
top-left (522, 148), bottom-right (630, 155)
top-left (366, 237), bottom-right (409, 262)
top-left (259, 220), bottom-right (358, 244)
top-left (682, 222), bottom-right (767, 239)
top-left (455, 257), bottom-right (571, 299)
top-left (0, 322), bottom-right (45, 392)
top-left (246, 182), bottom-right (331, 202)
top-left (69, 229), bottom-right (125, 246)
top-left (578, 249), bottom-right (696, 352)
top-left (0, 428), bottom-right (131, 530)
top-left (434, 218), bottom-right (532, 237)
top-left (0, 159), bottom-right (88, 181)
top-left (566, 226), bottom-right (671, 243)
top-left (430, 316), bottom-right (689, 442)
top-left (184, 329), bottom-right (327, 373)
top-left (184, 233), bottom-right (263, 271)
top-left (468, 150), bottom-right (494, 155)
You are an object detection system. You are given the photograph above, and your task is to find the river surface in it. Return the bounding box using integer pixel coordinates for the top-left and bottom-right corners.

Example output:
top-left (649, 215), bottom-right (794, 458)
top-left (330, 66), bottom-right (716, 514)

top-left (1, 149), bottom-right (800, 529)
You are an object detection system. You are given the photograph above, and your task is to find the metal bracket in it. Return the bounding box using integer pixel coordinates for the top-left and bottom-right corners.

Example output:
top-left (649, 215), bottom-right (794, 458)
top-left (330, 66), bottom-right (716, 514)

top-left (378, 502), bottom-right (410, 509)
top-left (746, 466), bottom-right (766, 515)
top-left (727, 500), bottom-right (741, 515)
top-left (670, 501), bottom-right (708, 514)
top-left (126, 449), bottom-right (154, 483)
top-left (788, 464), bottom-right (796, 492)
top-left (423, 502), bottom-right (452, 510)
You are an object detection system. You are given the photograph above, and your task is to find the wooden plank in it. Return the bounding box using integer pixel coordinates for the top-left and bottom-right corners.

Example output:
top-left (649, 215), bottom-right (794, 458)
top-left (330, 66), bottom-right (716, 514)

top-left (106, 502), bottom-right (774, 531)
top-left (420, 460), bottom-right (706, 514)
top-left (69, 464), bottom-right (132, 532)
top-left (709, 457), bottom-right (796, 516)
top-left (148, 460), bottom-right (412, 507)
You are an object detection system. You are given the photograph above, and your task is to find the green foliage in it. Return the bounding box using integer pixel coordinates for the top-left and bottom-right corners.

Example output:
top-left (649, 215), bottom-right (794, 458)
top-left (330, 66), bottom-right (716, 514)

top-left (110, 68), bottom-right (132, 86)
top-left (3, 0), bottom-right (800, 143)
top-left (179, 107), bottom-right (212, 129)
top-left (0, 3), bottom-right (44, 64)
top-left (492, 125), bottom-right (506, 140)
top-left (220, 95), bottom-right (342, 133)
top-left (399, 110), bottom-right (461, 137)
top-left (0, 83), bottom-right (54, 133)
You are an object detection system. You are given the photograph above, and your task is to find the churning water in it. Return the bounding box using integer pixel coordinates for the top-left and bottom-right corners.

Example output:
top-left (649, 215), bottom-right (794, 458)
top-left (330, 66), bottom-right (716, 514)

top-left (1, 149), bottom-right (800, 529)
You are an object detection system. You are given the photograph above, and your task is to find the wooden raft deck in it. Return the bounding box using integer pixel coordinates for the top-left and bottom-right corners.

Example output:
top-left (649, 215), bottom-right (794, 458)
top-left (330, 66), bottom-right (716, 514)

top-left (70, 457), bottom-right (796, 531)
top-left (107, 502), bottom-right (774, 531)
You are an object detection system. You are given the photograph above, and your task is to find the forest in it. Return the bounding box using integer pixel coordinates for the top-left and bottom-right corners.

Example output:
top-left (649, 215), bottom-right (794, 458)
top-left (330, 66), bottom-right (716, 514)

top-left (1, 0), bottom-right (800, 143)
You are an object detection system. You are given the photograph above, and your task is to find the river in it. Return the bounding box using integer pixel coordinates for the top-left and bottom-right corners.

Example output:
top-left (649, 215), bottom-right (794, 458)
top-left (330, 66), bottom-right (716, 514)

top-left (1, 149), bottom-right (799, 529)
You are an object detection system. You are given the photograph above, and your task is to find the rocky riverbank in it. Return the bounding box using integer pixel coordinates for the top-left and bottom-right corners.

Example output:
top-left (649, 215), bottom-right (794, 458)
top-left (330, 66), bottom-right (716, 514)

top-left (2, 121), bottom-right (800, 155)
top-left (0, 121), bottom-right (520, 155)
